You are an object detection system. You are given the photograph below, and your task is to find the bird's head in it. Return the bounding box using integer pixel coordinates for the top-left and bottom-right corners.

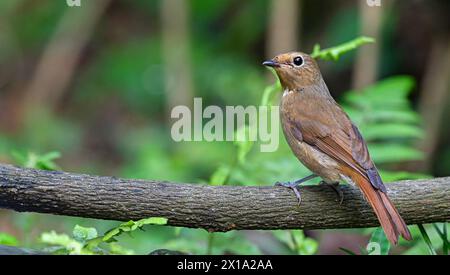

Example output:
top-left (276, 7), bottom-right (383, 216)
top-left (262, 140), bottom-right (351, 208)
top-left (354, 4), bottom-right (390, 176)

top-left (263, 52), bottom-right (322, 90)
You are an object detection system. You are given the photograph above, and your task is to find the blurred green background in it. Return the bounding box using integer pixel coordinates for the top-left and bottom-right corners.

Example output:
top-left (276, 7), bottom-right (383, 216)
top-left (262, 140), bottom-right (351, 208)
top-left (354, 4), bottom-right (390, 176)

top-left (0, 0), bottom-right (449, 255)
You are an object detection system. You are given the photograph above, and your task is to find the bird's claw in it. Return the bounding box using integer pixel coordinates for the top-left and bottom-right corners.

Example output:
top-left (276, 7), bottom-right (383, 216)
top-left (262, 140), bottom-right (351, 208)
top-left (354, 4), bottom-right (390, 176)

top-left (275, 181), bottom-right (302, 206)
top-left (320, 181), bottom-right (344, 205)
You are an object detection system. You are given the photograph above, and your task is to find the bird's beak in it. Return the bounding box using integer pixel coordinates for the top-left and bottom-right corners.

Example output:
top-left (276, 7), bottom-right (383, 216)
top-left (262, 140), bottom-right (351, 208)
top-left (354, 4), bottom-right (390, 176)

top-left (262, 59), bottom-right (280, 68)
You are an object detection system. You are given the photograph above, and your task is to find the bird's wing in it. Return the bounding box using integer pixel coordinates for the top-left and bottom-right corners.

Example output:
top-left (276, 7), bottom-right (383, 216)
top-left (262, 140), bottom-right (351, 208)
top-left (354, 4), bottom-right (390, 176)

top-left (286, 99), bottom-right (386, 192)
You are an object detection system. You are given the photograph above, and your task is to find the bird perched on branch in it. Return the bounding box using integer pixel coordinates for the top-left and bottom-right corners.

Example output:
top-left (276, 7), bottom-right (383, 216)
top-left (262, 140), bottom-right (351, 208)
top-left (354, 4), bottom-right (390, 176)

top-left (263, 52), bottom-right (412, 245)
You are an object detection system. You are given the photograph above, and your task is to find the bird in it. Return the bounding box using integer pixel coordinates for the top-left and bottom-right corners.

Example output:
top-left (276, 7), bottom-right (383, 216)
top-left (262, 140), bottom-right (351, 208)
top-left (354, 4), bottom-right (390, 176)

top-left (263, 52), bottom-right (412, 245)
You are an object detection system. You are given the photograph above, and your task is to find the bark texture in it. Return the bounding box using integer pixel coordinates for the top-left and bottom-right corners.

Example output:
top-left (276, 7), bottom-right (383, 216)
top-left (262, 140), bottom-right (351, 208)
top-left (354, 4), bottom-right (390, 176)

top-left (0, 164), bottom-right (449, 232)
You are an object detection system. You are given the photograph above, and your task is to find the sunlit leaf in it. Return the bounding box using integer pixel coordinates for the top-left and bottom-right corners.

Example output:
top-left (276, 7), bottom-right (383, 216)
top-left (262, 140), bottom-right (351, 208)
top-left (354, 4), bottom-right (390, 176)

top-left (418, 224), bottom-right (437, 255)
top-left (102, 217), bottom-right (168, 242)
top-left (368, 227), bottom-right (390, 255)
top-left (432, 223), bottom-right (448, 255)
top-left (0, 232), bottom-right (19, 246)
top-left (311, 36), bottom-right (375, 61)
top-left (40, 231), bottom-right (85, 255)
top-left (72, 225), bottom-right (98, 242)
top-left (11, 150), bottom-right (61, 171)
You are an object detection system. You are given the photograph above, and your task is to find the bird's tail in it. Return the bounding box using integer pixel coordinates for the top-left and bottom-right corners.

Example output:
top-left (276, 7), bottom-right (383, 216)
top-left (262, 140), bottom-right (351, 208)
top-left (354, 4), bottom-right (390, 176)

top-left (343, 167), bottom-right (412, 245)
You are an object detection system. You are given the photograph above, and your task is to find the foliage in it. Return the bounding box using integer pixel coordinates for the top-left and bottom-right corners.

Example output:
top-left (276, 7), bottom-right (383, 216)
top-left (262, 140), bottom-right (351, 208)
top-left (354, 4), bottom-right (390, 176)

top-left (11, 151), bottom-right (61, 171)
top-left (341, 75), bottom-right (426, 181)
top-left (0, 12), bottom-right (445, 255)
top-left (162, 230), bottom-right (261, 255)
top-left (40, 217), bottom-right (167, 255)
top-left (433, 223), bottom-right (449, 255)
top-left (0, 232), bottom-right (19, 246)
top-left (402, 224), bottom-right (448, 255)
top-left (272, 230), bottom-right (318, 255)
top-left (99, 217), bottom-right (168, 243)
top-left (367, 227), bottom-right (390, 255)
top-left (311, 36), bottom-right (375, 61)
top-left (417, 224), bottom-right (437, 255)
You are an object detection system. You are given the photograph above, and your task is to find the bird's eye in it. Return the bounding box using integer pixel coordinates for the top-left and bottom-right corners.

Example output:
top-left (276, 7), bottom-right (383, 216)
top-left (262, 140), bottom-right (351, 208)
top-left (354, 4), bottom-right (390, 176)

top-left (293, 56), bottom-right (303, 66)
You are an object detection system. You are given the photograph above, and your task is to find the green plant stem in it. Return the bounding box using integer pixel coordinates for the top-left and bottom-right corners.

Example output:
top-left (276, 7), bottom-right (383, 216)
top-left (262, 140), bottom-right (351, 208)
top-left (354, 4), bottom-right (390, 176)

top-left (417, 224), bottom-right (437, 255)
top-left (432, 223), bottom-right (449, 255)
top-left (444, 223), bottom-right (448, 255)
top-left (311, 36), bottom-right (375, 61)
top-left (339, 247), bottom-right (357, 255)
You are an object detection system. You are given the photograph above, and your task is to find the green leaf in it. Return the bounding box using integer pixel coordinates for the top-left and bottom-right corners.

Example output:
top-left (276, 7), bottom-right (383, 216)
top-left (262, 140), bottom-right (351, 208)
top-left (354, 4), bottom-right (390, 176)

top-left (40, 231), bottom-right (73, 246)
top-left (361, 123), bottom-right (424, 140)
top-left (11, 150), bottom-right (61, 171)
top-left (135, 217), bottom-right (168, 226)
top-left (340, 75), bottom-right (428, 184)
top-left (102, 229), bottom-right (122, 242)
top-left (432, 223), bottom-right (449, 255)
top-left (300, 238), bottom-right (318, 255)
top-left (102, 217), bottom-right (168, 242)
top-left (84, 236), bottom-right (104, 250)
top-left (272, 230), bottom-right (318, 255)
top-left (209, 164), bottom-right (231, 186)
top-left (343, 76), bottom-right (415, 110)
top-left (311, 36), bottom-right (375, 61)
top-left (418, 224), bottom-right (437, 255)
top-left (107, 242), bottom-right (134, 255)
top-left (339, 247), bottom-right (357, 255)
top-left (40, 231), bottom-right (84, 254)
top-left (72, 225), bottom-right (98, 242)
top-left (0, 232), bottom-right (19, 246)
top-left (368, 227), bottom-right (390, 255)
top-left (361, 109), bottom-right (421, 124)
top-left (369, 144), bottom-right (424, 163)
top-left (363, 76), bottom-right (415, 97)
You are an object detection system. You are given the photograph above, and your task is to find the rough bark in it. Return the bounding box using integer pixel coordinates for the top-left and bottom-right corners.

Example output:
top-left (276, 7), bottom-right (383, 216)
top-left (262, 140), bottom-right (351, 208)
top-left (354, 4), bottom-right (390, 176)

top-left (0, 164), bottom-right (449, 232)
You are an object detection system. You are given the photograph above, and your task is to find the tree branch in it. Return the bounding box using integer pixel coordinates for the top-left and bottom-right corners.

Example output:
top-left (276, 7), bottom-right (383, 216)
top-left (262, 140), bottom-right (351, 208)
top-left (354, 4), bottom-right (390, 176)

top-left (0, 164), bottom-right (449, 232)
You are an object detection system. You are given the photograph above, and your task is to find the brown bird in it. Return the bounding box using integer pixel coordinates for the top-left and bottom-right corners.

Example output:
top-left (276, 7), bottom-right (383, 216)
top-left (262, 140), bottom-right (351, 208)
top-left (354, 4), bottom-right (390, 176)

top-left (263, 52), bottom-right (412, 245)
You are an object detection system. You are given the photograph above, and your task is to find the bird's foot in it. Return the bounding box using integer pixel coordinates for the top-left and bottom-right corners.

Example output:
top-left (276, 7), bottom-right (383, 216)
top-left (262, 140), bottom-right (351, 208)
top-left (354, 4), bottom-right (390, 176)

top-left (320, 181), bottom-right (344, 205)
top-left (274, 174), bottom-right (318, 206)
top-left (275, 181), bottom-right (302, 205)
